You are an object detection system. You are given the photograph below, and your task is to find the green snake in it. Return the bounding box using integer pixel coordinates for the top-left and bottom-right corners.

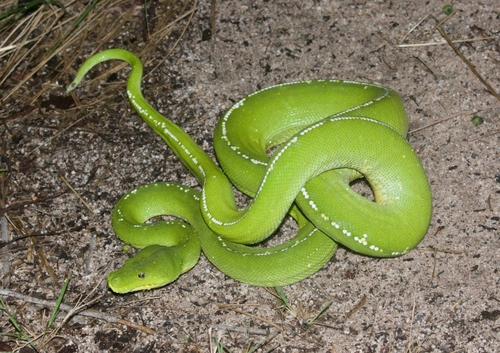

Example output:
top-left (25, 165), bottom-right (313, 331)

top-left (67, 49), bottom-right (432, 293)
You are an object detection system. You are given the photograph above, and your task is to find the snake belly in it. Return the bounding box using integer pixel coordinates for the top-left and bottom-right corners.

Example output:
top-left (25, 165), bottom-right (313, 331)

top-left (67, 49), bottom-right (432, 293)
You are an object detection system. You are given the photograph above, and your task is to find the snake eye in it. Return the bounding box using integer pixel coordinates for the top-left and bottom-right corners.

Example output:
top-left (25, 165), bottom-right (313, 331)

top-left (138, 272), bottom-right (145, 279)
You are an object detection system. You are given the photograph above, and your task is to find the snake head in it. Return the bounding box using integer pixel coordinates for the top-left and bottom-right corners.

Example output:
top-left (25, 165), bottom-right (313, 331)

top-left (108, 245), bottom-right (183, 293)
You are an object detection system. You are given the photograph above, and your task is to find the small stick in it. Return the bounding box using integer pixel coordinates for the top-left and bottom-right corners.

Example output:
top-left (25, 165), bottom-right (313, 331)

top-left (210, 0), bottom-right (216, 39)
top-left (59, 175), bottom-right (95, 215)
top-left (0, 288), bottom-right (155, 335)
top-left (435, 24), bottom-right (500, 101)
top-left (420, 247), bottom-right (462, 255)
top-left (396, 36), bottom-right (498, 48)
top-left (344, 295), bottom-right (366, 319)
top-left (0, 215), bottom-right (9, 287)
top-left (218, 304), bottom-right (283, 331)
top-left (211, 323), bottom-right (268, 336)
top-left (408, 111), bottom-right (467, 134)
top-left (28, 114), bottom-right (91, 156)
top-left (0, 159), bottom-right (9, 287)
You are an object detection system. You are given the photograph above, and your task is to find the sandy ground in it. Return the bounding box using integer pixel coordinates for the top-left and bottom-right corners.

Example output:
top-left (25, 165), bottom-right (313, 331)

top-left (1, 0), bottom-right (499, 352)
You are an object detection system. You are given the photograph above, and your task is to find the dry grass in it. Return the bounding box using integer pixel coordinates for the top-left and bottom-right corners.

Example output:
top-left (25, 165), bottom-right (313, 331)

top-left (0, 0), bottom-right (196, 107)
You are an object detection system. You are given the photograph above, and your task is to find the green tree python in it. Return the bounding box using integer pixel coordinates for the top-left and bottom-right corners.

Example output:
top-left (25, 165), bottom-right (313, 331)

top-left (67, 49), bottom-right (432, 293)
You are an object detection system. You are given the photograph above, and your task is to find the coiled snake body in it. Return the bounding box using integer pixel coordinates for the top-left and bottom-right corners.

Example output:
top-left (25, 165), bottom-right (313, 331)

top-left (68, 49), bottom-right (432, 293)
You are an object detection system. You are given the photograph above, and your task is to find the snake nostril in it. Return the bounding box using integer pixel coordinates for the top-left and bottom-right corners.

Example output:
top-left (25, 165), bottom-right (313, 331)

top-left (138, 272), bottom-right (145, 279)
